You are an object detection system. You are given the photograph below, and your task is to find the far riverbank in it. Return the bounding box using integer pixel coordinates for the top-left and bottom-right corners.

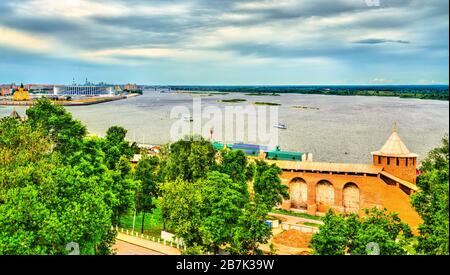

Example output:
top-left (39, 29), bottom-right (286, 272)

top-left (0, 93), bottom-right (140, 106)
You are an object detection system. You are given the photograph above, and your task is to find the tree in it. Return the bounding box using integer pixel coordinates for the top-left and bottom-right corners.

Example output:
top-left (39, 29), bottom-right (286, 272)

top-left (0, 117), bottom-right (50, 165)
top-left (102, 126), bottom-right (134, 170)
top-left (163, 136), bottom-right (215, 182)
top-left (310, 208), bottom-right (412, 255)
top-left (157, 139), bottom-right (285, 254)
top-left (0, 101), bottom-right (143, 254)
top-left (349, 209), bottom-right (412, 255)
top-left (252, 160), bottom-right (289, 209)
top-left (26, 98), bottom-right (86, 156)
top-left (0, 119), bottom-right (114, 255)
top-left (110, 155), bottom-right (139, 225)
top-left (106, 126), bottom-right (128, 144)
top-left (215, 149), bottom-right (250, 202)
top-left (228, 201), bottom-right (272, 255)
top-left (411, 135), bottom-right (449, 255)
top-left (135, 155), bottom-right (160, 233)
top-left (199, 172), bottom-right (245, 253)
top-left (159, 178), bottom-right (204, 247)
top-left (309, 210), bottom-right (350, 255)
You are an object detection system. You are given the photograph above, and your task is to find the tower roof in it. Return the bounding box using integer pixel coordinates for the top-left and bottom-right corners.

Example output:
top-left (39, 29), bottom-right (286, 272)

top-left (10, 109), bottom-right (21, 119)
top-left (372, 123), bottom-right (418, 158)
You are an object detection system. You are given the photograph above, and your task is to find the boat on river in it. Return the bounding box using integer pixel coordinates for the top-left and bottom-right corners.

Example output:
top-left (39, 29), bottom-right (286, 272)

top-left (274, 122), bottom-right (287, 129)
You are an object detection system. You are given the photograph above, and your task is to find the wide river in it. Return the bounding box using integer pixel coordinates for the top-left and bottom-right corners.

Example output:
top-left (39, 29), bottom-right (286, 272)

top-left (1, 91), bottom-right (448, 164)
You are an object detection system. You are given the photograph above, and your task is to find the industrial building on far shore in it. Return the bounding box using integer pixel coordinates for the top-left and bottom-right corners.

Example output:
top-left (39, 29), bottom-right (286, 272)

top-left (0, 81), bottom-right (143, 99)
top-left (52, 85), bottom-right (114, 96)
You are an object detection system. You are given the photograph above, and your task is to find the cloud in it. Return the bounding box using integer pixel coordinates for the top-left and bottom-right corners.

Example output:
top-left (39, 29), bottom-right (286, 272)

top-left (0, 0), bottom-right (447, 84)
top-left (0, 26), bottom-right (55, 52)
top-left (354, 38), bottom-right (411, 45)
top-left (369, 78), bottom-right (395, 84)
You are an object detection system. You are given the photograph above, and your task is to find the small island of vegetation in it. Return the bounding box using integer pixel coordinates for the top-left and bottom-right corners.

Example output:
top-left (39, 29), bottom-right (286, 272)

top-left (253, 102), bottom-right (281, 106)
top-left (244, 92), bottom-right (280, 96)
top-left (292, 105), bottom-right (320, 110)
top-left (172, 90), bottom-right (229, 96)
top-left (218, 99), bottom-right (247, 103)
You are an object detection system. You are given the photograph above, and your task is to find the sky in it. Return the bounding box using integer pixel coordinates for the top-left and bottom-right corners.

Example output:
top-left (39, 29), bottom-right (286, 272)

top-left (0, 0), bottom-right (448, 85)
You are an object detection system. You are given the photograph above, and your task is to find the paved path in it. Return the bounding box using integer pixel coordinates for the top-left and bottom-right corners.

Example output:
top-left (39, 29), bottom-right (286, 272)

top-left (113, 240), bottom-right (164, 255)
top-left (260, 242), bottom-right (311, 255)
top-left (115, 232), bottom-right (181, 255)
top-left (269, 212), bottom-right (323, 225)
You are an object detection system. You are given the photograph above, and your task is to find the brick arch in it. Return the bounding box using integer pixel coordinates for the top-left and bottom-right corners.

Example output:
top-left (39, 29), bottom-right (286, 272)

top-left (343, 182), bottom-right (360, 213)
top-left (289, 177), bottom-right (308, 210)
top-left (316, 180), bottom-right (335, 212)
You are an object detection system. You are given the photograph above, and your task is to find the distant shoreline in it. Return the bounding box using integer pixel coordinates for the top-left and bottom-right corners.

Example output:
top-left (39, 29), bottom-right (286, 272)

top-left (0, 94), bottom-right (140, 107)
top-left (167, 85), bottom-right (449, 101)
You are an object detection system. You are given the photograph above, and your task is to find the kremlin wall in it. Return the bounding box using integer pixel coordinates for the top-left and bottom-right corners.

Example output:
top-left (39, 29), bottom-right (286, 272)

top-left (267, 124), bottom-right (422, 231)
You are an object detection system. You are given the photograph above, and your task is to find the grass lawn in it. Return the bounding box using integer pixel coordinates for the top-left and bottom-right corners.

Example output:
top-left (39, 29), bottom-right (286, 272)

top-left (302, 222), bottom-right (320, 227)
top-left (272, 209), bottom-right (323, 221)
top-left (119, 207), bottom-right (164, 238)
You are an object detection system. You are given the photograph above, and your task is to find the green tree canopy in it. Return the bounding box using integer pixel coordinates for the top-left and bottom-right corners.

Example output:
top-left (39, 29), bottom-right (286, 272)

top-left (102, 126), bottom-right (134, 170)
top-left (228, 201), bottom-right (272, 255)
top-left (215, 149), bottom-right (250, 202)
top-left (134, 155), bottom-right (161, 233)
top-left (26, 98), bottom-right (86, 156)
top-left (310, 208), bottom-right (412, 255)
top-left (0, 101), bottom-right (140, 254)
top-left (411, 135), bottom-right (449, 255)
top-left (159, 178), bottom-right (204, 247)
top-left (252, 160), bottom-right (289, 209)
top-left (199, 171), bottom-right (246, 253)
top-left (163, 136), bottom-right (215, 182)
top-left (0, 118), bottom-right (114, 255)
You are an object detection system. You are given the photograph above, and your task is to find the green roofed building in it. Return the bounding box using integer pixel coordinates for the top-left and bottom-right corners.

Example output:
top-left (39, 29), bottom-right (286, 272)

top-left (266, 149), bottom-right (303, 161)
top-left (212, 142), bottom-right (310, 162)
top-left (212, 142), bottom-right (225, 150)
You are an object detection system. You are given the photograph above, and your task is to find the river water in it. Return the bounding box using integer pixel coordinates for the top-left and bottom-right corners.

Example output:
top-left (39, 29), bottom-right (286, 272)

top-left (1, 91), bottom-right (448, 164)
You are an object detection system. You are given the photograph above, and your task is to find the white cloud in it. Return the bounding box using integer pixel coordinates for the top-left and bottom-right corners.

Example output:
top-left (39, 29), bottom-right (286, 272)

top-left (13, 0), bottom-right (190, 18)
top-left (0, 26), bottom-right (54, 52)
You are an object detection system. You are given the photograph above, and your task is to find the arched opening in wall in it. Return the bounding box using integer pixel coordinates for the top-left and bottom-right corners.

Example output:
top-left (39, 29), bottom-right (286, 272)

top-left (315, 180), bottom-right (334, 212)
top-left (343, 183), bottom-right (360, 213)
top-left (290, 178), bottom-right (308, 210)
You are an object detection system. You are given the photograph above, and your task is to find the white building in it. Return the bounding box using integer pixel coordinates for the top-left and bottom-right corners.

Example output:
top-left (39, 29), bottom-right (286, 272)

top-left (53, 85), bottom-right (114, 96)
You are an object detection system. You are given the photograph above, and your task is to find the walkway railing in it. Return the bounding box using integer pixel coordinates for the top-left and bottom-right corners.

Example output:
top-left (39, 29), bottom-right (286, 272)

top-left (112, 225), bottom-right (186, 251)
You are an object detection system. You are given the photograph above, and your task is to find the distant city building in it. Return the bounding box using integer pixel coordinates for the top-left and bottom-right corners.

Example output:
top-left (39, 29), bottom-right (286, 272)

top-left (29, 84), bottom-right (55, 94)
top-left (53, 85), bottom-right (114, 96)
top-left (114, 85), bottom-right (123, 93)
top-left (124, 83), bottom-right (138, 91)
top-left (1, 85), bottom-right (12, 96)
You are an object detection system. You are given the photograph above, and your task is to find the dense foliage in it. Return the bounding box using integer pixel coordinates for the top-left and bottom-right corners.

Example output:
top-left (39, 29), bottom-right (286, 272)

top-left (26, 99), bottom-right (86, 155)
top-left (411, 136), bottom-right (449, 255)
top-left (0, 100), bottom-right (289, 255)
top-left (253, 160), bottom-right (289, 210)
top-left (0, 99), bottom-right (138, 254)
top-left (162, 135), bottom-right (216, 182)
top-left (310, 208), bottom-right (413, 255)
top-left (159, 138), bottom-right (289, 254)
top-left (134, 155), bottom-right (160, 233)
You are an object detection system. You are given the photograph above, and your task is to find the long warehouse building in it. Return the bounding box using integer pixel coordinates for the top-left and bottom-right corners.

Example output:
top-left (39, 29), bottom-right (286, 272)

top-left (53, 85), bottom-right (114, 96)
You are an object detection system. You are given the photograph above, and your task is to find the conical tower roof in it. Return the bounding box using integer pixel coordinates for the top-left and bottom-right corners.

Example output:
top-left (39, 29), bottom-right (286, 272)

top-left (10, 109), bottom-right (21, 119)
top-left (372, 123), bottom-right (418, 157)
